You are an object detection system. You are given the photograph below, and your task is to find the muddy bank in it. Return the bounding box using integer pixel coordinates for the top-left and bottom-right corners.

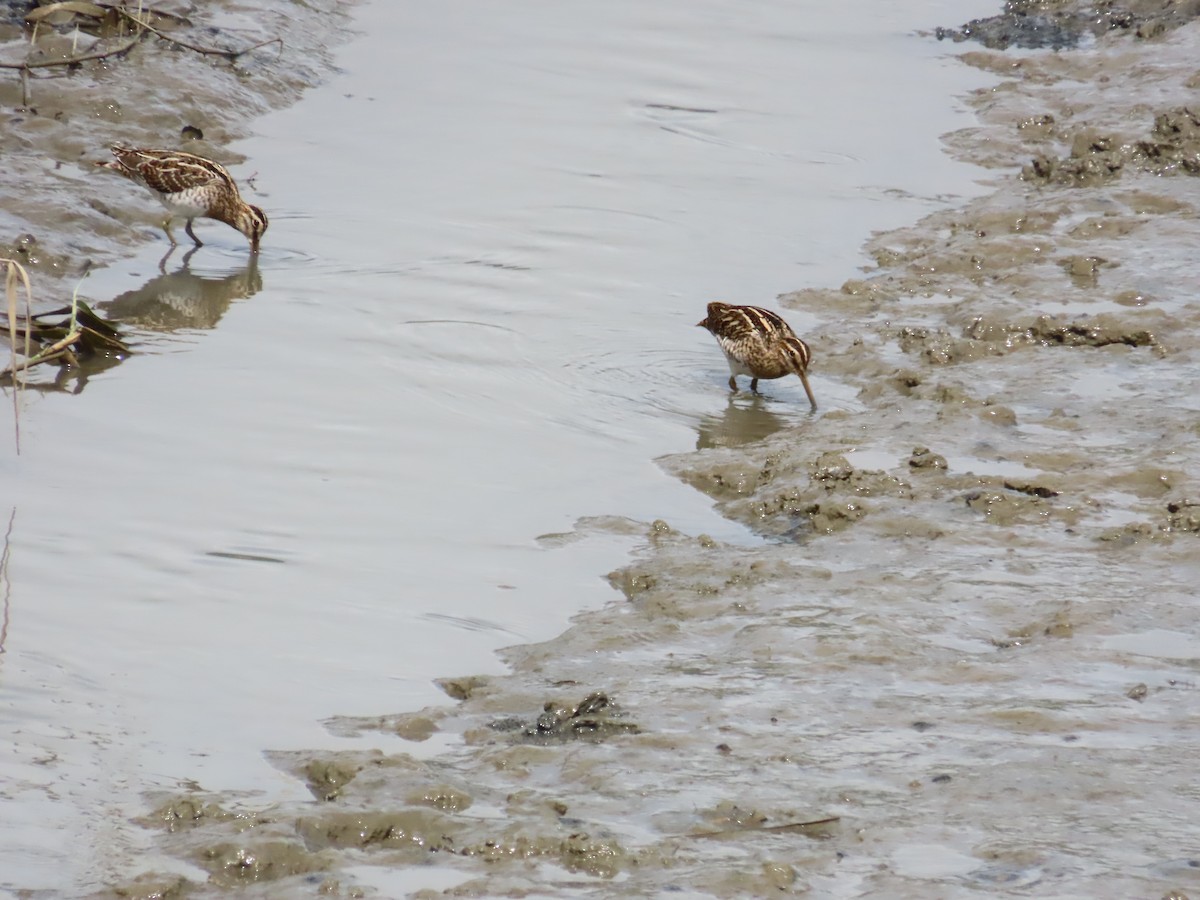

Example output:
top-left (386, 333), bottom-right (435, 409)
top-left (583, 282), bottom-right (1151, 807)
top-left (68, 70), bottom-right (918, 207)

top-left (98, 4), bottom-right (1200, 899)
top-left (0, 0), bottom-right (353, 298)
top-left (934, 0), bottom-right (1200, 49)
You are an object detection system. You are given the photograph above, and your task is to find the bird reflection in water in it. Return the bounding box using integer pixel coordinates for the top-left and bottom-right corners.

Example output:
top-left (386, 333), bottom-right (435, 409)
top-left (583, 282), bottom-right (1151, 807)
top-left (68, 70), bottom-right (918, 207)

top-left (695, 395), bottom-right (792, 451)
top-left (100, 248), bottom-right (262, 331)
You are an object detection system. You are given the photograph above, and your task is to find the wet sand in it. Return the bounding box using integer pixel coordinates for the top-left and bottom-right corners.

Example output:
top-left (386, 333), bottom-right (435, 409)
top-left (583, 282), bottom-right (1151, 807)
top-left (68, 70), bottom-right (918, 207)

top-left (6, 1), bottom-right (1200, 898)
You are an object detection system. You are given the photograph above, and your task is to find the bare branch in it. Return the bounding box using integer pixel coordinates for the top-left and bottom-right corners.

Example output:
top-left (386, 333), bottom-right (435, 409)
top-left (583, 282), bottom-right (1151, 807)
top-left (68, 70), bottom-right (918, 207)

top-left (0, 32), bottom-right (143, 71)
top-left (114, 9), bottom-right (281, 60)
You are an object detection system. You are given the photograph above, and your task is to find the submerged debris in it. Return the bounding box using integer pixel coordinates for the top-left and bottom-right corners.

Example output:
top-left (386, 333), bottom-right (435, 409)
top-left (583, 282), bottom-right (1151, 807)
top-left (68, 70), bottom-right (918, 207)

top-left (689, 801), bottom-right (840, 840)
top-left (1, 300), bottom-right (129, 383)
top-left (2, 259), bottom-right (129, 418)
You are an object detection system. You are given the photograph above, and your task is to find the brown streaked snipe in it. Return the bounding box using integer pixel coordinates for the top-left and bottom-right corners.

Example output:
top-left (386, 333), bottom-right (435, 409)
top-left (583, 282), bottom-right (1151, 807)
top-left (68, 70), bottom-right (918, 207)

top-left (97, 147), bottom-right (268, 252)
top-left (697, 301), bottom-right (817, 409)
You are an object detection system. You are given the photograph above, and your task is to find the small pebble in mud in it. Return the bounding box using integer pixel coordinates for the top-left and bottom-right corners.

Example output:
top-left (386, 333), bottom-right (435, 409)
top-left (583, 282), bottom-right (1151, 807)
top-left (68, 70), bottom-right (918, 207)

top-left (911, 721), bottom-right (936, 732)
top-left (1017, 113), bottom-right (1056, 137)
top-left (981, 405), bottom-right (1018, 427)
top-left (1114, 290), bottom-right (1152, 307)
top-left (1165, 499), bottom-right (1200, 533)
top-left (761, 861), bottom-right (797, 891)
top-left (1061, 254), bottom-right (1107, 284)
top-left (1127, 683), bottom-right (1149, 702)
top-left (716, 743), bottom-right (732, 754)
top-left (930, 774), bottom-right (952, 784)
top-left (303, 759), bottom-right (359, 801)
top-left (1106, 519), bottom-right (1150, 543)
top-left (437, 675), bottom-right (490, 701)
top-left (908, 447), bottom-right (948, 470)
top-left (496, 691), bottom-right (638, 743)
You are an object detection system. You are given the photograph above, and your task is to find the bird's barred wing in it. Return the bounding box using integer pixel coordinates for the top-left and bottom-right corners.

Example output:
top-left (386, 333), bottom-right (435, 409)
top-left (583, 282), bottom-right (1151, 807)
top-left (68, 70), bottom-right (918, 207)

top-left (710, 304), bottom-right (796, 341)
top-left (110, 148), bottom-right (234, 195)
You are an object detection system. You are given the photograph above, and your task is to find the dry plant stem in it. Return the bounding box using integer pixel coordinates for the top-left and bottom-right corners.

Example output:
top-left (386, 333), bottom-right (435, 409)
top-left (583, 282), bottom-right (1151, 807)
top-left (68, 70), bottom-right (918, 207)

top-left (3, 260), bottom-right (33, 454)
top-left (1, 331), bottom-right (83, 377)
top-left (688, 816), bottom-right (840, 839)
top-left (0, 507), bottom-right (12, 656)
top-left (3, 262), bottom-right (31, 364)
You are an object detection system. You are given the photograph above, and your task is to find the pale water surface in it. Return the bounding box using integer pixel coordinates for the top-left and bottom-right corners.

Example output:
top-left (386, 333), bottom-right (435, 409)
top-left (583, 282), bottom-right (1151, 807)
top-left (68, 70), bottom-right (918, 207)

top-left (0, 0), bottom-right (997, 892)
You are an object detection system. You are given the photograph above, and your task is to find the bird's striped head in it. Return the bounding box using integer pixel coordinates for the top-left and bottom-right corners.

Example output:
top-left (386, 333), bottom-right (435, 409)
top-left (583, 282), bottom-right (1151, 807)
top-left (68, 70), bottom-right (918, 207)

top-left (237, 204), bottom-right (269, 253)
top-left (780, 335), bottom-right (812, 375)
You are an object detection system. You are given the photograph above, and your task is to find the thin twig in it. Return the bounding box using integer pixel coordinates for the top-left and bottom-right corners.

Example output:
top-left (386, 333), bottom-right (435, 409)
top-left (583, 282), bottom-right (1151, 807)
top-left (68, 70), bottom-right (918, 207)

top-left (114, 9), bottom-right (280, 60)
top-left (687, 816), bottom-right (841, 839)
top-left (0, 32), bottom-right (143, 70)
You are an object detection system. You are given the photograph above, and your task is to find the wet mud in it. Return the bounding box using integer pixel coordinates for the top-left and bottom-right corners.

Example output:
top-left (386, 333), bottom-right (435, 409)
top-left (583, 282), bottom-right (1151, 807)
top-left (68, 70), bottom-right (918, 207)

top-left (935, 0), bottom-right (1200, 49)
top-left (80, 2), bottom-right (1200, 898)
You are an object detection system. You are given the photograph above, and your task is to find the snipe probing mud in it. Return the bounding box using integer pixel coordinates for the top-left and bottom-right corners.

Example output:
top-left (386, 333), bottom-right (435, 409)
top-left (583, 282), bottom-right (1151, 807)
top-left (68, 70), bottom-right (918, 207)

top-left (97, 147), bottom-right (268, 252)
top-left (697, 301), bottom-right (817, 409)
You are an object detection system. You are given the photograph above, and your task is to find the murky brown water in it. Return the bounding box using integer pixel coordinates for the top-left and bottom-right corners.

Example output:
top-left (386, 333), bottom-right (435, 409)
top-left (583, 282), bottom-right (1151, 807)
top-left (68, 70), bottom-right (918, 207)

top-left (5, 0), bottom-right (1200, 897)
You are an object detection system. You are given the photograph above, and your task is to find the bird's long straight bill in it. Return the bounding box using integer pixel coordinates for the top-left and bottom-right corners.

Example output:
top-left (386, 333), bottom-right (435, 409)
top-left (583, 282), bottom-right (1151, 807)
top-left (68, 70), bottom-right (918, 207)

top-left (798, 370), bottom-right (817, 411)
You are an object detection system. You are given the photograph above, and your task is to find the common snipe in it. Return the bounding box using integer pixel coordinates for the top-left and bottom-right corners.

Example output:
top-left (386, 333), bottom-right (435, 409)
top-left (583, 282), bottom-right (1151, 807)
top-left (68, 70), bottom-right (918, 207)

top-left (697, 301), bottom-right (817, 409)
top-left (98, 147), bottom-right (268, 252)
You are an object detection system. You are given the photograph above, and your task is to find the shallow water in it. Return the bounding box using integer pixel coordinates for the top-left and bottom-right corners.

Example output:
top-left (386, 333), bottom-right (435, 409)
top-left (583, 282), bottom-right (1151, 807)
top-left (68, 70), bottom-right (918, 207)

top-left (0, 0), bottom-right (1001, 893)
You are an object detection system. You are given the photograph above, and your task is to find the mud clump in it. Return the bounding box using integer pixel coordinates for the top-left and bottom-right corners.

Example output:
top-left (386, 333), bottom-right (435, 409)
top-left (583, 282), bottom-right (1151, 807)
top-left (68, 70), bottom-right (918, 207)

top-left (295, 809), bottom-right (455, 853)
top-left (1023, 108), bottom-right (1200, 186)
top-left (1164, 499), bottom-right (1200, 533)
top-left (899, 314), bottom-right (1160, 366)
top-left (935, 1), bottom-right (1200, 50)
top-left (436, 674), bottom-right (491, 701)
top-left (200, 840), bottom-right (330, 887)
top-left (489, 690), bottom-right (640, 743)
top-left (996, 607), bottom-right (1075, 648)
top-left (674, 450), bottom-right (913, 539)
top-left (557, 831), bottom-right (626, 878)
top-left (104, 872), bottom-right (192, 900)
top-left (302, 757), bottom-right (361, 802)
top-left (963, 487), bottom-right (1051, 525)
top-left (405, 784), bottom-right (473, 813)
top-left (1032, 318), bottom-right (1157, 347)
top-left (146, 796), bottom-right (240, 834)
top-left (909, 447), bottom-right (948, 470)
